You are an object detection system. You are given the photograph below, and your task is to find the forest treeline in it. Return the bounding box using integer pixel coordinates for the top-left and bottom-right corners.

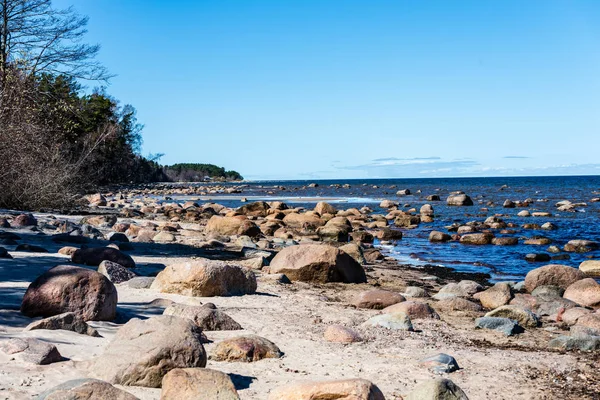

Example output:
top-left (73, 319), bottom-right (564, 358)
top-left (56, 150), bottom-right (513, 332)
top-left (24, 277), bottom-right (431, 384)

top-left (0, 1), bottom-right (240, 210)
top-left (163, 164), bottom-right (243, 182)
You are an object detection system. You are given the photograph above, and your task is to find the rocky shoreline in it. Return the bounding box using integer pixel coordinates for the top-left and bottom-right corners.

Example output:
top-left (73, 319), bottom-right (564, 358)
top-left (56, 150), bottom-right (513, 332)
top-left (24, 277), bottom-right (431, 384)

top-left (1, 185), bottom-right (599, 399)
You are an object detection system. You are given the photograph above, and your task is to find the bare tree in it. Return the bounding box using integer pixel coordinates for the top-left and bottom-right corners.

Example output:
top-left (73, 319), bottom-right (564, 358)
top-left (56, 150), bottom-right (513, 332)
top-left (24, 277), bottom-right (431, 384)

top-left (0, 0), bottom-right (111, 83)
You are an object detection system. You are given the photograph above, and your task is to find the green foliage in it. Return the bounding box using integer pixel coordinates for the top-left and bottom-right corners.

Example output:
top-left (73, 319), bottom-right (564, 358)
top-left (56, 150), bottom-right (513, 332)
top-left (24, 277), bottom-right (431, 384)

top-left (164, 163), bottom-right (243, 182)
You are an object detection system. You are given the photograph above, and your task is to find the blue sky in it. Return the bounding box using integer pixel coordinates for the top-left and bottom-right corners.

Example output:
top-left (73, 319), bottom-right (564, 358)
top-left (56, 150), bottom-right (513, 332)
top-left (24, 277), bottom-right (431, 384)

top-left (55, 0), bottom-right (600, 180)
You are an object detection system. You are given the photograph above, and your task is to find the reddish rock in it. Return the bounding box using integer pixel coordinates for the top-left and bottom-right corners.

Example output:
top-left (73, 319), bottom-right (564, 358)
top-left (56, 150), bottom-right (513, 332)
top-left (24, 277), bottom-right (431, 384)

top-left (268, 245), bottom-right (366, 284)
top-left (160, 368), bottom-right (239, 400)
top-left (477, 283), bottom-right (513, 309)
top-left (324, 325), bottom-right (362, 343)
top-left (211, 335), bottom-right (282, 362)
top-left (383, 301), bottom-right (440, 319)
top-left (524, 264), bottom-right (584, 292)
top-left (151, 259), bottom-right (257, 297)
top-left (563, 278), bottom-right (600, 308)
top-left (352, 289), bottom-right (405, 310)
top-left (268, 379), bottom-right (385, 400)
top-left (21, 265), bottom-right (117, 321)
top-left (434, 297), bottom-right (482, 312)
top-left (72, 247), bottom-right (135, 269)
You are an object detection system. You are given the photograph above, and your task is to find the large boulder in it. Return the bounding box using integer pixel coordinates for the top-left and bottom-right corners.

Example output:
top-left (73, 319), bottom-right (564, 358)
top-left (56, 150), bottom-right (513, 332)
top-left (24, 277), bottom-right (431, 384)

top-left (151, 259), bottom-right (256, 297)
top-left (268, 379), bottom-right (385, 400)
top-left (11, 213), bottom-right (37, 227)
top-left (38, 379), bottom-right (139, 400)
top-left (282, 213), bottom-right (325, 230)
top-left (268, 245), bottom-right (366, 283)
top-left (459, 233), bottom-right (494, 245)
top-left (163, 303), bottom-right (242, 330)
top-left (563, 278), bottom-right (600, 307)
top-left (160, 368), bottom-right (239, 400)
top-left (446, 194), bottom-right (473, 206)
top-left (21, 265), bottom-right (117, 321)
top-left (211, 335), bottom-right (282, 362)
top-left (429, 231), bottom-right (452, 243)
top-left (89, 315), bottom-right (207, 387)
top-left (524, 265), bottom-right (584, 293)
top-left (205, 216), bottom-right (246, 236)
top-left (314, 201), bottom-right (337, 216)
top-left (72, 247), bottom-right (135, 269)
top-left (237, 201), bottom-right (270, 217)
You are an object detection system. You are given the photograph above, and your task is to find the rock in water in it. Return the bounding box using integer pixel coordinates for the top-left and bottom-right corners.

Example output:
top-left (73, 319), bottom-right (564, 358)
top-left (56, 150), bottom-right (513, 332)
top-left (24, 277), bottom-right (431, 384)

top-left (163, 303), bottom-right (242, 330)
top-left (151, 259), bottom-right (257, 297)
top-left (268, 379), bottom-right (385, 400)
top-left (211, 335), bottom-right (282, 362)
top-left (405, 378), bottom-right (469, 400)
top-left (21, 265), bottom-right (117, 321)
top-left (89, 315), bottom-right (207, 387)
top-left (24, 312), bottom-right (100, 337)
top-left (446, 194), bottom-right (473, 206)
top-left (564, 240), bottom-right (599, 253)
top-left (268, 244), bottom-right (366, 283)
top-left (72, 247), bottom-right (135, 269)
top-left (12, 213), bottom-right (37, 227)
top-left (38, 379), bottom-right (139, 400)
top-left (160, 368), bottom-right (240, 400)
top-left (0, 338), bottom-right (62, 365)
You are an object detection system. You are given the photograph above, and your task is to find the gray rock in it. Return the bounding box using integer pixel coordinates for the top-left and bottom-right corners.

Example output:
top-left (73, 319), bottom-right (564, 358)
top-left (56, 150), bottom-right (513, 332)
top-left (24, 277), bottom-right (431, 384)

top-left (419, 353), bottom-right (460, 373)
top-left (98, 261), bottom-right (137, 284)
top-left (362, 312), bottom-right (414, 331)
top-left (38, 378), bottom-right (139, 399)
top-left (548, 334), bottom-right (600, 351)
top-left (475, 317), bottom-right (524, 336)
top-left (163, 303), bottom-right (242, 331)
top-left (24, 312), bottom-right (100, 337)
top-left (531, 285), bottom-right (564, 299)
top-left (405, 378), bottom-right (469, 400)
top-left (127, 277), bottom-right (155, 289)
top-left (0, 246), bottom-right (12, 259)
top-left (0, 338), bottom-right (62, 365)
top-left (404, 286), bottom-right (429, 298)
top-left (89, 315), bottom-right (207, 387)
top-left (108, 232), bottom-right (129, 243)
